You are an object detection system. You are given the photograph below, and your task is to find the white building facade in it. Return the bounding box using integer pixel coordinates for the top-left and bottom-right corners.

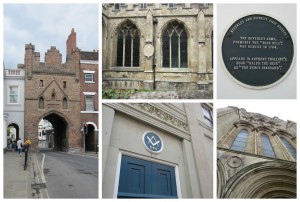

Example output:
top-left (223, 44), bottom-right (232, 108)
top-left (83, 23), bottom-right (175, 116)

top-left (103, 103), bottom-right (213, 198)
top-left (3, 68), bottom-right (25, 149)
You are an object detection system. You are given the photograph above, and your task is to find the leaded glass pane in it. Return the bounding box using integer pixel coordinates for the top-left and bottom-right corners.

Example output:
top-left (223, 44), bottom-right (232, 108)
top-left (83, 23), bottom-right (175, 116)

top-left (280, 137), bottom-right (296, 159)
top-left (133, 31), bottom-right (139, 67)
top-left (162, 21), bottom-right (187, 68)
top-left (180, 31), bottom-right (187, 68)
top-left (125, 30), bottom-right (131, 66)
top-left (171, 34), bottom-right (178, 68)
top-left (230, 129), bottom-right (249, 152)
top-left (261, 134), bottom-right (276, 158)
top-left (163, 32), bottom-right (170, 67)
top-left (117, 32), bottom-right (123, 66)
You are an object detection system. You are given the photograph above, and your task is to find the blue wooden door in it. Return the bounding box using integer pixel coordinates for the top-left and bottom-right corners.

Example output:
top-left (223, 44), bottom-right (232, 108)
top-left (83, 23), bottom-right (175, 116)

top-left (118, 155), bottom-right (177, 198)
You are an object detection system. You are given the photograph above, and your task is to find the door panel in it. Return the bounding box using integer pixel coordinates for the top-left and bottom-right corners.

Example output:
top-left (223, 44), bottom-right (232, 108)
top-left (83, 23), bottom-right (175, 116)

top-left (118, 155), bottom-right (177, 198)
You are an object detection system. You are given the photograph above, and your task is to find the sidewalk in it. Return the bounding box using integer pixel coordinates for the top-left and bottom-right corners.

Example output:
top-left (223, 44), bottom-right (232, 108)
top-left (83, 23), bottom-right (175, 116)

top-left (3, 150), bottom-right (32, 198)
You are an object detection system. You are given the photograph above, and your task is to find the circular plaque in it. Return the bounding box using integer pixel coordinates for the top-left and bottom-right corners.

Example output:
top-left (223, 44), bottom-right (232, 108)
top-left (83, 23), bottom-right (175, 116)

top-left (222, 14), bottom-right (294, 88)
top-left (142, 131), bottom-right (163, 154)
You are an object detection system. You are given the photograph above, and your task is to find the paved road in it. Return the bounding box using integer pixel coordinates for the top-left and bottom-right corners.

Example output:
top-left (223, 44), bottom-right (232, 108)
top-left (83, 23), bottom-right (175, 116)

top-left (35, 149), bottom-right (98, 198)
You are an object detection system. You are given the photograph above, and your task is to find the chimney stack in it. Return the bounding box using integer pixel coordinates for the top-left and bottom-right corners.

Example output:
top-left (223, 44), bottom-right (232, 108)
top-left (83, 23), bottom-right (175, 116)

top-left (66, 28), bottom-right (76, 60)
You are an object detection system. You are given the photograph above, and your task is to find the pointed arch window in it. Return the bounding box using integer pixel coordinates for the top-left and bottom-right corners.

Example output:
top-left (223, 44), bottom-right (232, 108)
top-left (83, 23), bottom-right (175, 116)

top-left (116, 22), bottom-right (140, 67)
top-left (162, 21), bottom-right (188, 68)
top-left (280, 137), bottom-right (296, 160)
top-left (261, 134), bottom-right (276, 158)
top-left (39, 97), bottom-right (44, 109)
top-left (62, 97), bottom-right (68, 109)
top-left (230, 129), bottom-right (248, 152)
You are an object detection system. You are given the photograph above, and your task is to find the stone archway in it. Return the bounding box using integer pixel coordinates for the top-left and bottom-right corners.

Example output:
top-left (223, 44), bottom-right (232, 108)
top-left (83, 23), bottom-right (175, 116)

top-left (41, 112), bottom-right (69, 151)
top-left (85, 124), bottom-right (95, 151)
top-left (7, 123), bottom-right (19, 141)
top-left (221, 161), bottom-right (296, 198)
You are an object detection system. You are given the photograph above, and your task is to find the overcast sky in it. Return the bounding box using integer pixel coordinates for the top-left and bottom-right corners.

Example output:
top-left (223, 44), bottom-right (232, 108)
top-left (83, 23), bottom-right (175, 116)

top-left (217, 100), bottom-right (298, 122)
top-left (4, 4), bottom-right (98, 68)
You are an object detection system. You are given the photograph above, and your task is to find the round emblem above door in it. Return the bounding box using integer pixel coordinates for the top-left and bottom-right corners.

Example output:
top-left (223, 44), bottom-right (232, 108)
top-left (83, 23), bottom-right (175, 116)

top-left (142, 131), bottom-right (163, 154)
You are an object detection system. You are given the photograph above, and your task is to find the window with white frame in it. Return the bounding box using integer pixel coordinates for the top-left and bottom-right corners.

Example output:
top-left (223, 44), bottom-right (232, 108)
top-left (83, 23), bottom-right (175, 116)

top-left (84, 92), bottom-right (96, 111)
top-left (9, 86), bottom-right (18, 104)
top-left (84, 71), bottom-right (95, 83)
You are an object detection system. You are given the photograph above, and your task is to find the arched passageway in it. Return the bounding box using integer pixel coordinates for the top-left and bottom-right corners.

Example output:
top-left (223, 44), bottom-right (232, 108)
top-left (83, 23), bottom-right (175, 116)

top-left (42, 113), bottom-right (68, 151)
top-left (85, 124), bottom-right (96, 152)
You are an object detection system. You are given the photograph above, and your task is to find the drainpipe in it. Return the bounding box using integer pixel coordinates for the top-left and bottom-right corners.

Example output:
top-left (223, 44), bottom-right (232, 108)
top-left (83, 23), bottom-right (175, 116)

top-left (153, 64), bottom-right (156, 90)
top-left (153, 17), bottom-right (158, 90)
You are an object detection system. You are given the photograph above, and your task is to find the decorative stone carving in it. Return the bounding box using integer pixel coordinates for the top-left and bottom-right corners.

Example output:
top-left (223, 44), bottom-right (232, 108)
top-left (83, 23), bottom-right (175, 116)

top-left (130, 103), bottom-right (189, 132)
top-left (227, 156), bottom-right (242, 168)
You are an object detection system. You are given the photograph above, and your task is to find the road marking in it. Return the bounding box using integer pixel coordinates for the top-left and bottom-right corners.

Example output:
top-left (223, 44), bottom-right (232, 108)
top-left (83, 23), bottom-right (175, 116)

top-left (34, 153), bottom-right (50, 198)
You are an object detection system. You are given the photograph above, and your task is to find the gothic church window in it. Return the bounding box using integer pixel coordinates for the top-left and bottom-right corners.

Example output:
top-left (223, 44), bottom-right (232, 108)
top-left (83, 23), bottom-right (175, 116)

top-left (280, 137), bottom-right (296, 160)
top-left (261, 134), bottom-right (276, 158)
top-left (39, 97), bottom-right (44, 109)
top-left (162, 21), bottom-right (187, 68)
top-left (230, 129), bottom-right (248, 152)
top-left (116, 21), bottom-right (140, 67)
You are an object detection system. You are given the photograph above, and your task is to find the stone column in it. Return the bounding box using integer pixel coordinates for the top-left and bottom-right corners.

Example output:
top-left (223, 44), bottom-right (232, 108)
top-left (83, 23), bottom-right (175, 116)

top-left (3, 114), bottom-right (8, 150)
top-left (197, 11), bottom-right (207, 73)
top-left (143, 10), bottom-right (155, 89)
top-left (102, 105), bottom-right (115, 177)
top-left (182, 139), bottom-right (201, 198)
top-left (185, 104), bottom-right (213, 198)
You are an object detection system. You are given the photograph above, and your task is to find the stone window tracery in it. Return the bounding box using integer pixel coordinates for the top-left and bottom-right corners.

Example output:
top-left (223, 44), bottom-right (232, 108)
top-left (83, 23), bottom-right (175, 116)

top-left (230, 129), bottom-right (248, 152)
top-left (261, 134), bottom-right (276, 158)
top-left (116, 22), bottom-right (140, 67)
top-left (162, 21), bottom-right (188, 68)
